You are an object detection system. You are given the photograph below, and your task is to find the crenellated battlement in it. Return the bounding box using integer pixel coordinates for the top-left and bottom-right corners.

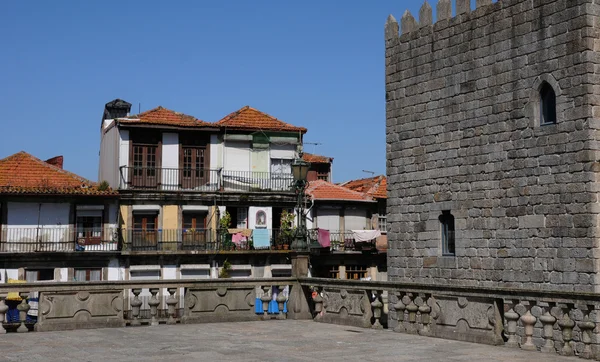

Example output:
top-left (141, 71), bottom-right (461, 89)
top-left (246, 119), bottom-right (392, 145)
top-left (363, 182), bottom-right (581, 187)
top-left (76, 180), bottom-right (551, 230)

top-left (385, 0), bottom-right (500, 41)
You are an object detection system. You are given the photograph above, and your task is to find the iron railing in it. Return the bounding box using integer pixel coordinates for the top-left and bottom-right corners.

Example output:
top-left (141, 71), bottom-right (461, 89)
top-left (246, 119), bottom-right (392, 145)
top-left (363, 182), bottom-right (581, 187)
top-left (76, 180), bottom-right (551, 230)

top-left (121, 228), bottom-right (286, 252)
top-left (119, 166), bottom-right (294, 192)
top-left (0, 227), bottom-right (119, 252)
top-left (308, 229), bottom-right (381, 251)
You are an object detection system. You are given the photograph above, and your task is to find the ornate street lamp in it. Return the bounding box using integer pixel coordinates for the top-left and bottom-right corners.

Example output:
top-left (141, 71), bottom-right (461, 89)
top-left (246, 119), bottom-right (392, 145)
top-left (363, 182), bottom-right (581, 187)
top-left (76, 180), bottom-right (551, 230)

top-left (291, 153), bottom-right (310, 251)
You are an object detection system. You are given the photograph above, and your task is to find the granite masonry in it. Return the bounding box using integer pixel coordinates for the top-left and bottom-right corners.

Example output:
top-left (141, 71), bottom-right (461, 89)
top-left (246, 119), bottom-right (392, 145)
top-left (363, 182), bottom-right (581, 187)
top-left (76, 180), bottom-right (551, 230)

top-left (385, 0), bottom-right (600, 293)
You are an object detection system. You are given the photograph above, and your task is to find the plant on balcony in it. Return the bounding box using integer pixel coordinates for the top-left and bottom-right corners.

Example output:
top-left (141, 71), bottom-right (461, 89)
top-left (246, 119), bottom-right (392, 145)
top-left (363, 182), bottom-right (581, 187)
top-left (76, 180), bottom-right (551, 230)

top-left (219, 211), bottom-right (233, 250)
top-left (277, 210), bottom-right (295, 250)
top-left (219, 259), bottom-right (232, 278)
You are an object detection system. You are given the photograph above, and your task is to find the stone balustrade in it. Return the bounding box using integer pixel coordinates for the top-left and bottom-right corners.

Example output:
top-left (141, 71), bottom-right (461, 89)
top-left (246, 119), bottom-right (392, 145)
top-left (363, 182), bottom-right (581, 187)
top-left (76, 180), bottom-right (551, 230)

top-left (0, 277), bottom-right (598, 360)
top-left (0, 278), bottom-right (300, 332)
top-left (300, 278), bottom-right (600, 360)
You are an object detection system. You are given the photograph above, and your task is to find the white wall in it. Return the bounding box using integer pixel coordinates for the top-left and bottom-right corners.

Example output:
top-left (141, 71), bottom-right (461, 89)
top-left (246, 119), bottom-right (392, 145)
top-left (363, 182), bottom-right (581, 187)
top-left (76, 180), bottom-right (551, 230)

top-left (210, 134), bottom-right (222, 169)
top-left (98, 124), bottom-right (119, 187)
top-left (224, 141), bottom-right (251, 171)
top-left (248, 206), bottom-right (272, 229)
top-left (162, 133), bottom-right (179, 189)
top-left (345, 208), bottom-right (368, 230)
top-left (118, 129), bottom-right (130, 187)
top-left (107, 259), bottom-right (123, 281)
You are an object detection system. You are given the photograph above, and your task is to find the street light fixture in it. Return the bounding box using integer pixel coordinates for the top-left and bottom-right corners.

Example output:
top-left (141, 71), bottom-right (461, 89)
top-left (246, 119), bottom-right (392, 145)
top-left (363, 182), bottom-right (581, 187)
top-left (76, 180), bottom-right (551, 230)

top-left (291, 153), bottom-right (310, 251)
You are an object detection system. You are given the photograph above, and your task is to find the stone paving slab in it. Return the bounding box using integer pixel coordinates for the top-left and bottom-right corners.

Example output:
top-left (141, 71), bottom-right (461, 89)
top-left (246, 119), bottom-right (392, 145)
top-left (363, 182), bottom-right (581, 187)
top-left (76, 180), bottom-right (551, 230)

top-left (0, 321), bottom-right (580, 362)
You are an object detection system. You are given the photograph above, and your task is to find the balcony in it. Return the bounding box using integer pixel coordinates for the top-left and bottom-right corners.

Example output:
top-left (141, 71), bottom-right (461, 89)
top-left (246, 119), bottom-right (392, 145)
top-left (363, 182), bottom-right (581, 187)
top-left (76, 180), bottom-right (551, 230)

top-left (119, 167), bottom-right (295, 192)
top-left (308, 229), bottom-right (379, 252)
top-left (121, 228), bottom-right (287, 252)
top-left (0, 227), bottom-right (119, 252)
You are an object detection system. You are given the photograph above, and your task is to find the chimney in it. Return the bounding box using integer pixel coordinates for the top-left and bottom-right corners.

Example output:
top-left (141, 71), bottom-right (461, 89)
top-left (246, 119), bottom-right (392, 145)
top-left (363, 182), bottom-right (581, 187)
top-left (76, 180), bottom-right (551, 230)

top-left (102, 99), bottom-right (132, 122)
top-left (45, 156), bottom-right (64, 169)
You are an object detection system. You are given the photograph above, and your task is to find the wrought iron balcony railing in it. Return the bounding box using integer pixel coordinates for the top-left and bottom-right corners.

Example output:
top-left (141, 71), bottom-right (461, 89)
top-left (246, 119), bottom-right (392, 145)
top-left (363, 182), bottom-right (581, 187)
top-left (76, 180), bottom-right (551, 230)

top-left (0, 227), bottom-right (119, 252)
top-left (121, 228), bottom-right (289, 252)
top-left (119, 167), bottom-right (295, 192)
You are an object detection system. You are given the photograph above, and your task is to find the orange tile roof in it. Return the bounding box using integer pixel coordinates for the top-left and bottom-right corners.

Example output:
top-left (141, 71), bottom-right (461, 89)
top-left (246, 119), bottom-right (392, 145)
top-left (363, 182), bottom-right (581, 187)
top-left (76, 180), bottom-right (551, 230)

top-left (306, 180), bottom-right (374, 202)
top-left (216, 106), bottom-right (307, 133)
top-left (0, 152), bottom-right (117, 196)
top-left (302, 153), bottom-right (332, 164)
top-left (120, 106), bottom-right (211, 128)
top-left (341, 175), bottom-right (387, 199)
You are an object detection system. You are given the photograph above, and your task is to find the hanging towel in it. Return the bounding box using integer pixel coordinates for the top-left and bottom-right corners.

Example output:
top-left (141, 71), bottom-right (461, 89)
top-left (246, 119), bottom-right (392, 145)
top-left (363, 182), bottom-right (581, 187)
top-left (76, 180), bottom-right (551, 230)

top-left (252, 228), bottom-right (270, 249)
top-left (231, 233), bottom-right (247, 245)
top-left (317, 228), bottom-right (331, 248)
top-left (352, 230), bottom-right (382, 243)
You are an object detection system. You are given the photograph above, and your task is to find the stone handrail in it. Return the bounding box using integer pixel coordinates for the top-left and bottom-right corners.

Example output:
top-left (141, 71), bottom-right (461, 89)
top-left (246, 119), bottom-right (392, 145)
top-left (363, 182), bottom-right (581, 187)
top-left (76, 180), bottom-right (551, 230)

top-left (298, 278), bottom-right (600, 360)
top-left (0, 277), bottom-right (305, 333)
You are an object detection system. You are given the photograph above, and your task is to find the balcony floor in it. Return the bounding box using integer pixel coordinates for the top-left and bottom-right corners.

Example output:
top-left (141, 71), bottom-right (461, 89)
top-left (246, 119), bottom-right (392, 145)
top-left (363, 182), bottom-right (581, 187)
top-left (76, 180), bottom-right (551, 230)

top-left (0, 320), bottom-right (579, 362)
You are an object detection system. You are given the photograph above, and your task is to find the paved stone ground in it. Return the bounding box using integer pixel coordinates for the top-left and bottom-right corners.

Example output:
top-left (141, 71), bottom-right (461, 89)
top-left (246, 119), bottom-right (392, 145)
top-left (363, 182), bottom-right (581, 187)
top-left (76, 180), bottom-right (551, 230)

top-left (0, 320), bottom-right (580, 361)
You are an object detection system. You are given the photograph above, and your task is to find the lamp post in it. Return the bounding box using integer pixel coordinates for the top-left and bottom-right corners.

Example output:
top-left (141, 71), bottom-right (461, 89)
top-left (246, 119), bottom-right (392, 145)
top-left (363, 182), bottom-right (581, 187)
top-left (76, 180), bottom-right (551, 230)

top-left (291, 153), bottom-right (310, 251)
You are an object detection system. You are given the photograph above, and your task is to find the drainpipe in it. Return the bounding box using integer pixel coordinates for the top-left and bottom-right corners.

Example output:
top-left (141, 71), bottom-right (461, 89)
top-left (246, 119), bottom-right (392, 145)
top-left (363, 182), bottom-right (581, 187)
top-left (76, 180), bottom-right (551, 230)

top-left (36, 203), bottom-right (42, 247)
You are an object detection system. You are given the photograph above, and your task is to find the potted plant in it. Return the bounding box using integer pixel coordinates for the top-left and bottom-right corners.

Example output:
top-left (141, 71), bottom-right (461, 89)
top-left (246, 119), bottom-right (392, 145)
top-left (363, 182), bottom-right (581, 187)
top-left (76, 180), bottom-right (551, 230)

top-left (219, 211), bottom-right (233, 250)
top-left (278, 210), bottom-right (296, 250)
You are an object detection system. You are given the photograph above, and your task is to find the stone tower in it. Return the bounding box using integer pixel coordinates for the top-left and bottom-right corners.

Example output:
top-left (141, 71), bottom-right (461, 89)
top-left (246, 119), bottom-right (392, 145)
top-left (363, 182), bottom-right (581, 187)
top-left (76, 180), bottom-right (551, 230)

top-left (385, 0), bottom-right (600, 293)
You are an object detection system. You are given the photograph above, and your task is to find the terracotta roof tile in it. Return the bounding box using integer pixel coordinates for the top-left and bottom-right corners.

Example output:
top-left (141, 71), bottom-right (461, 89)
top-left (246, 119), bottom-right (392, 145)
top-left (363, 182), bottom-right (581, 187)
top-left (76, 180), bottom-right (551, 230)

top-left (306, 180), bottom-right (374, 202)
top-left (120, 106), bottom-right (210, 128)
top-left (0, 152), bottom-right (117, 196)
top-left (216, 106), bottom-right (307, 133)
top-left (341, 175), bottom-right (387, 199)
top-left (302, 153), bottom-right (332, 164)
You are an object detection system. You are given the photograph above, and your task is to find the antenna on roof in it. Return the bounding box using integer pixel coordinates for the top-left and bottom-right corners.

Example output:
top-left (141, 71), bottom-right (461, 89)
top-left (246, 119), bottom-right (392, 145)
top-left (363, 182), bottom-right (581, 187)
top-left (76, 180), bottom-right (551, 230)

top-left (362, 170), bottom-right (375, 176)
top-left (138, 103), bottom-right (141, 114)
top-left (304, 142), bottom-right (322, 154)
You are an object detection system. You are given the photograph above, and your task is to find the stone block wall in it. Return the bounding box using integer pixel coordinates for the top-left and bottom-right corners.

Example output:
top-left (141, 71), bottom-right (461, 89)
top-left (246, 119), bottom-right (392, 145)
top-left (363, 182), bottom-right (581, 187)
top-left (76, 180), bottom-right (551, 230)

top-left (385, 0), bottom-right (600, 292)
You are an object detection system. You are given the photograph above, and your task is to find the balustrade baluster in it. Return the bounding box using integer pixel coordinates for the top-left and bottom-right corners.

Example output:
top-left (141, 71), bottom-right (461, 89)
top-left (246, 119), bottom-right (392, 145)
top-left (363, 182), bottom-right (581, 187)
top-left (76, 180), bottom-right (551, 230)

top-left (312, 288), bottom-right (324, 320)
top-left (539, 303), bottom-right (557, 353)
top-left (577, 306), bottom-right (595, 360)
top-left (0, 298), bottom-right (7, 334)
top-left (276, 286), bottom-right (287, 320)
top-left (504, 300), bottom-right (520, 348)
top-left (405, 293), bottom-right (419, 334)
top-left (130, 289), bottom-right (143, 326)
top-left (520, 302), bottom-right (537, 351)
top-left (166, 288), bottom-right (178, 325)
top-left (148, 289), bottom-right (160, 327)
top-left (393, 292), bottom-right (406, 333)
top-left (260, 286), bottom-right (271, 320)
top-left (418, 293), bottom-right (432, 336)
top-left (371, 290), bottom-right (383, 329)
top-left (16, 292), bottom-right (30, 333)
top-left (557, 304), bottom-right (575, 356)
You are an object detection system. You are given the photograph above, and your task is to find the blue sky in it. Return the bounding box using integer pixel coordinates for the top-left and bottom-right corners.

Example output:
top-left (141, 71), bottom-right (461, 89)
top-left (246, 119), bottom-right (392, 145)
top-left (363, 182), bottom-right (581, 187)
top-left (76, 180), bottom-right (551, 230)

top-left (0, 1), bottom-right (476, 183)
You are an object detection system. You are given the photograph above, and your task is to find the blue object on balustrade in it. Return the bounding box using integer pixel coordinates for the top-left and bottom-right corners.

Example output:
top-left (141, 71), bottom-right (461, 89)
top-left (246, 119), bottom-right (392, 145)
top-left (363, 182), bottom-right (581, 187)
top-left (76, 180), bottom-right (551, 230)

top-left (6, 308), bottom-right (19, 323)
top-left (254, 298), bottom-right (287, 314)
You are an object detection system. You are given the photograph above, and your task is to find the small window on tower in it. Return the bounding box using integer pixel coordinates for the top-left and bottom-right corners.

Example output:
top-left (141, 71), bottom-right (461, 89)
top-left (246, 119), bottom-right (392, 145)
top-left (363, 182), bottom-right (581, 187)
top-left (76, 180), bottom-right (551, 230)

top-left (439, 211), bottom-right (455, 256)
top-left (540, 82), bottom-right (557, 125)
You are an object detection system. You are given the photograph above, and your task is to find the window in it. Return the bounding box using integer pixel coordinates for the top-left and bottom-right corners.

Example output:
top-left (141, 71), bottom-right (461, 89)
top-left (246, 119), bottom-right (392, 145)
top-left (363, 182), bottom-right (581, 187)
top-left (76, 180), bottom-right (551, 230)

top-left (271, 158), bottom-right (292, 175)
top-left (183, 212), bottom-right (207, 230)
top-left (317, 172), bottom-right (329, 181)
top-left (76, 216), bottom-right (103, 244)
top-left (328, 266), bottom-right (340, 279)
top-left (237, 207), bottom-right (248, 228)
top-left (540, 82), bottom-right (557, 125)
top-left (378, 215), bottom-right (387, 233)
top-left (439, 211), bottom-right (455, 256)
top-left (345, 265), bottom-right (368, 280)
top-left (74, 269), bottom-right (102, 281)
top-left (25, 269), bottom-right (54, 282)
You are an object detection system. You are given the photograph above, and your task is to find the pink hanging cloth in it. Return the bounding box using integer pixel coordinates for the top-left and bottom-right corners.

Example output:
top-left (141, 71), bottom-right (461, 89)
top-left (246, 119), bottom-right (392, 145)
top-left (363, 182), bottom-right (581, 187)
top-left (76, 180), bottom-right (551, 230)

top-left (317, 228), bottom-right (331, 248)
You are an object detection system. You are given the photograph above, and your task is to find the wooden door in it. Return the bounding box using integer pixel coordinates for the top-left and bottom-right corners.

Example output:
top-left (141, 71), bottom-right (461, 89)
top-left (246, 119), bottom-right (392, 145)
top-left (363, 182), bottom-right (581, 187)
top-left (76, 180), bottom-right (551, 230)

top-left (181, 147), bottom-right (206, 189)
top-left (132, 145), bottom-right (159, 188)
top-left (132, 213), bottom-right (158, 250)
top-left (182, 212), bottom-right (207, 248)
